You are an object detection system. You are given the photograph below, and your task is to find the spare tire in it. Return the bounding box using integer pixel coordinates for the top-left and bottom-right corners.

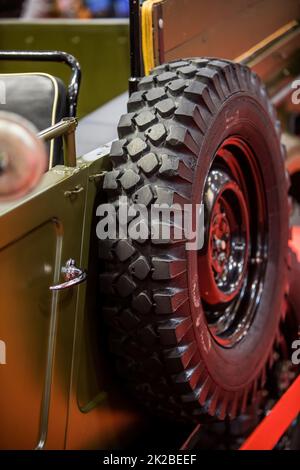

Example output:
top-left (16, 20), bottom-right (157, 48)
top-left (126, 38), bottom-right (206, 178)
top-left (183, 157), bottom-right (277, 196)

top-left (99, 58), bottom-right (289, 421)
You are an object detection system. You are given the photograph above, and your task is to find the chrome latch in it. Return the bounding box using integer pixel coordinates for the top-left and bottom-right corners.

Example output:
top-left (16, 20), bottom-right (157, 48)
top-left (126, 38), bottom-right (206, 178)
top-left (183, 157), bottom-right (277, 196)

top-left (49, 259), bottom-right (87, 291)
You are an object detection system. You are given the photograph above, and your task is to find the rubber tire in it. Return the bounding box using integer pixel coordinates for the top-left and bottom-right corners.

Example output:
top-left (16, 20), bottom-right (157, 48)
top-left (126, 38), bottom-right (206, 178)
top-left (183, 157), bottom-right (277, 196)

top-left (99, 58), bottom-right (289, 421)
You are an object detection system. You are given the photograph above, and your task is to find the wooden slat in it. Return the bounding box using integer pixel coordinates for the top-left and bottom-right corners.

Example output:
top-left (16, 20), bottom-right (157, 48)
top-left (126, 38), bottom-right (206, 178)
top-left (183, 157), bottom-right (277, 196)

top-left (151, 0), bottom-right (300, 64)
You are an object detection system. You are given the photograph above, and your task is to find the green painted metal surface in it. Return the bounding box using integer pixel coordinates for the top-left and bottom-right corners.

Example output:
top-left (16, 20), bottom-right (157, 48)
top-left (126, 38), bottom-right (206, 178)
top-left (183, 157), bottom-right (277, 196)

top-left (0, 147), bottom-right (126, 449)
top-left (0, 20), bottom-right (130, 118)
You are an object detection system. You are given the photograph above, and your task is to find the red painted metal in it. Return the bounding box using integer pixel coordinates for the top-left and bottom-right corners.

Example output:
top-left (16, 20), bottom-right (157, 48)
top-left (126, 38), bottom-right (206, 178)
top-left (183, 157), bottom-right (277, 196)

top-left (240, 226), bottom-right (300, 450)
top-left (240, 375), bottom-right (300, 450)
top-left (289, 226), bottom-right (300, 263)
top-left (180, 424), bottom-right (201, 450)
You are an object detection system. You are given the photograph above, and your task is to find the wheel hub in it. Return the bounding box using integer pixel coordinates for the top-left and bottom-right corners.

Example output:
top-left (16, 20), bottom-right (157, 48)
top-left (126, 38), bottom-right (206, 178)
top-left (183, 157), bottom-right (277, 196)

top-left (198, 137), bottom-right (267, 347)
top-left (211, 208), bottom-right (230, 276)
top-left (199, 169), bottom-right (250, 305)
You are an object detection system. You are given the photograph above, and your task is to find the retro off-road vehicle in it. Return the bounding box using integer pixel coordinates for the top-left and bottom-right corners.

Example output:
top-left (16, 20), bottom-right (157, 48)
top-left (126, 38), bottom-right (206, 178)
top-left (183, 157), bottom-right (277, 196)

top-left (0, 0), bottom-right (300, 450)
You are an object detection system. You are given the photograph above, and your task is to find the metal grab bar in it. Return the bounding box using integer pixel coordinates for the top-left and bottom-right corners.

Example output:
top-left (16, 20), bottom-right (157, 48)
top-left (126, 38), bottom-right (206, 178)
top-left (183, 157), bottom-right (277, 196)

top-left (38, 117), bottom-right (78, 167)
top-left (0, 50), bottom-right (81, 117)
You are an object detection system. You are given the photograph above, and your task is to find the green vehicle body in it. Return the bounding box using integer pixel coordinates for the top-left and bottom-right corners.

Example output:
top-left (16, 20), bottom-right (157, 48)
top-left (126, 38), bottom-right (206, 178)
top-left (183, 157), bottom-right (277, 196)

top-left (0, 147), bottom-right (133, 449)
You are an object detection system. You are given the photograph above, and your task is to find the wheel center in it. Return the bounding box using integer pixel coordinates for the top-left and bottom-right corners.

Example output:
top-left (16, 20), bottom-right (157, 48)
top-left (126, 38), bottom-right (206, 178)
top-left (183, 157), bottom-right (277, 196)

top-left (211, 206), bottom-right (231, 275)
top-left (199, 169), bottom-right (250, 306)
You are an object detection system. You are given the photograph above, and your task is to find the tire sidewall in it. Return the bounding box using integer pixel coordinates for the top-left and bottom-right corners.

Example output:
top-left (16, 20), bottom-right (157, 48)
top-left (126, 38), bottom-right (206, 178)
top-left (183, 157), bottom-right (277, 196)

top-left (188, 92), bottom-right (289, 390)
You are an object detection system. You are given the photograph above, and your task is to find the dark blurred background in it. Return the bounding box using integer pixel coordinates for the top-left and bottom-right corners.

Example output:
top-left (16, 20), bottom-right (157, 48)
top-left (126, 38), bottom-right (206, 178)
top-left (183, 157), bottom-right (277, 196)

top-left (0, 0), bottom-right (129, 18)
top-left (0, 0), bottom-right (131, 120)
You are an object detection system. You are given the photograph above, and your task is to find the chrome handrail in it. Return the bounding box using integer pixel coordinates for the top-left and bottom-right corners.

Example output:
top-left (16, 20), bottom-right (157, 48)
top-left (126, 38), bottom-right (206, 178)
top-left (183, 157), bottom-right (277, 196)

top-left (38, 117), bottom-right (77, 167)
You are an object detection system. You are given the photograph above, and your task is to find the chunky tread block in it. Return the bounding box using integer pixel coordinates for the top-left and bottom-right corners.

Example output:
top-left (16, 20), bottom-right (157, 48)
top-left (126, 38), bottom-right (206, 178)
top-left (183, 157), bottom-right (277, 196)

top-left (196, 68), bottom-right (226, 100)
top-left (159, 154), bottom-right (193, 182)
top-left (127, 137), bottom-right (148, 160)
top-left (132, 291), bottom-right (153, 314)
top-left (129, 255), bottom-right (151, 280)
top-left (145, 87), bottom-right (167, 105)
top-left (152, 256), bottom-right (186, 280)
top-left (116, 274), bottom-right (137, 297)
top-left (158, 317), bottom-right (193, 345)
top-left (177, 65), bottom-right (198, 78)
top-left (173, 364), bottom-right (202, 393)
top-left (118, 113), bottom-right (135, 138)
top-left (145, 123), bottom-right (167, 145)
top-left (164, 343), bottom-right (197, 373)
top-left (119, 169), bottom-right (141, 190)
top-left (154, 186), bottom-right (189, 206)
top-left (184, 81), bottom-right (216, 113)
top-left (138, 75), bottom-right (155, 90)
top-left (103, 170), bottom-right (120, 190)
top-left (154, 288), bottom-right (188, 314)
top-left (167, 78), bottom-right (188, 94)
top-left (127, 91), bottom-right (145, 112)
top-left (135, 110), bottom-right (157, 130)
top-left (166, 125), bottom-right (199, 156)
top-left (155, 98), bottom-right (176, 117)
top-left (137, 152), bottom-right (160, 174)
top-left (110, 139), bottom-right (127, 166)
top-left (132, 184), bottom-right (154, 206)
top-left (115, 239), bottom-right (136, 261)
top-left (156, 71), bottom-right (177, 84)
top-left (175, 100), bottom-right (206, 133)
top-left (150, 64), bottom-right (168, 75)
top-left (209, 60), bottom-right (238, 93)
